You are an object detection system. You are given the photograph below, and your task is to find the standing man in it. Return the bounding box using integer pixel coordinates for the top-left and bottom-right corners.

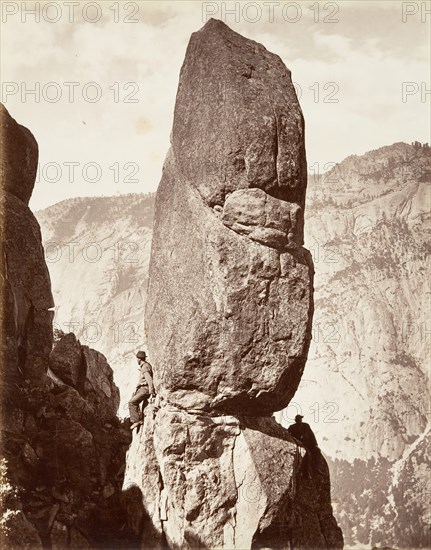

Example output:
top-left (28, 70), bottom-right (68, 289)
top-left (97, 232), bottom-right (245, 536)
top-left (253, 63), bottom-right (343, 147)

top-left (128, 350), bottom-right (155, 430)
top-left (287, 414), bottom-right (322, 477)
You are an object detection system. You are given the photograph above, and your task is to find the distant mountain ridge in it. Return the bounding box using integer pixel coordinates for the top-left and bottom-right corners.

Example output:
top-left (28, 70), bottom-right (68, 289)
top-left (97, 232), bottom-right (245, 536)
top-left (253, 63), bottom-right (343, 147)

top-left (36, 142), bottom-right (431, 548)
top-left (289, 141), bottom-right (430, 548)
top-left (36, 192), bottom-right (155, 418)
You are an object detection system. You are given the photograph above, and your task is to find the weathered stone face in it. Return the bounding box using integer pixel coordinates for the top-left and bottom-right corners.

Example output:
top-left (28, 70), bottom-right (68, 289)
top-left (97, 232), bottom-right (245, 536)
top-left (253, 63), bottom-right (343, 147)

top-left (130, 21), bottom-right (341, 550)
top-left (48, 333), bottom-right (121, 420)
top-left (145, 19), bottom-right (313, 415)
top-left (81, 345), bottom-right (121, 420)
top-left (222, 188), bottom-right (304, 249)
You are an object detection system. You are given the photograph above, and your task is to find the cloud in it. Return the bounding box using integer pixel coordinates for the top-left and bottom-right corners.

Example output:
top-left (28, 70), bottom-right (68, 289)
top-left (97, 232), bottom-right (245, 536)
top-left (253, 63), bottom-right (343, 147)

top-left (1, 1), bottom-right (429, 210)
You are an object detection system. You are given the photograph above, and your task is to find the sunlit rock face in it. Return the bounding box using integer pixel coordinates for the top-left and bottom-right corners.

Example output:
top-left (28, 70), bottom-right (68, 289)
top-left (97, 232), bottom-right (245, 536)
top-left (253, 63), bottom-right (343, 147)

top-left (124, 404), bottom-right (343, 549)
top-left (145, 18), bottom-right (314, 415)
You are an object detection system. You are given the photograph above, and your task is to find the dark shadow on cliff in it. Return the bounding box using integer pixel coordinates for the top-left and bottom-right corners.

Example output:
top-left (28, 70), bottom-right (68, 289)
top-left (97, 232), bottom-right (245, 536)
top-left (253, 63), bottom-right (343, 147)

top-left (182, 530), bottom-right (209, 549)
top-left (121, 484), bottom-right (169, 550)
top-left (120, 483), bottom-right (209, 549)
top-left (252, 448), bottom-right (342, 549)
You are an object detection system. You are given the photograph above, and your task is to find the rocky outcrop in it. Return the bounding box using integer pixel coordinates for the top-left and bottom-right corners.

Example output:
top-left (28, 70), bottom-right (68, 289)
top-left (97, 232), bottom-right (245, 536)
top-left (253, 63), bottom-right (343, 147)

top-left (123, 19), bottom-right (341, 549)
top-left (146, 18), bottom-right (314, 416)
top-left (49, 332), bottom-right (82, 387)
top-left (124, 402), bottom-right (342, 549)
top-left (1, 371), bottom-right (133, 549)
top-left (49, 333), bottom-right (120, 421)
top-left (171, 20), bottom-right (307, 211)
top-left (1, 106), bottom-right (54, 386)
top-left (0, 104), bottom-right (135, 548)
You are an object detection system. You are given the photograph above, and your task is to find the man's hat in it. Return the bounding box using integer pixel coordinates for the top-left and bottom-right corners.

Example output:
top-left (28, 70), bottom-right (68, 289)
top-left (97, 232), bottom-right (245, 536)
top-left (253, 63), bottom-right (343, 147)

top-left (136, 351), bottom-right (147, 359)
top-left (295, 414), bottom-right (304, 421)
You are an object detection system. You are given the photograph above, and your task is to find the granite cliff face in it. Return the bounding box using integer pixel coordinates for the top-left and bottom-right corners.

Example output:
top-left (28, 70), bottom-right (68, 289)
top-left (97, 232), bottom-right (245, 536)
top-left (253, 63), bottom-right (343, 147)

top-left (0, 105), bottom-right (135, 548)
top-left (123, 19), bottom-right (341, 549)
top-left (146, 18), bottom-right (314, 416)
top-left (285, 142), bottom-right (430, 463)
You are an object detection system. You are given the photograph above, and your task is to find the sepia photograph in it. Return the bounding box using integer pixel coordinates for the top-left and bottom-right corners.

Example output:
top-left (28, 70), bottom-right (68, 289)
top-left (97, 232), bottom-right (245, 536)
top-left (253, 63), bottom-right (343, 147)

top-left (0, 1), bottom-right (430, 549)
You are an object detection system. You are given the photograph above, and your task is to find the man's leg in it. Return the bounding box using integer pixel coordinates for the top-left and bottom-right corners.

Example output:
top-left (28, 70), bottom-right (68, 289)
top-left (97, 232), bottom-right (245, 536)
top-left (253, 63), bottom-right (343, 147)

top-left (304, 450), bottom-right (312, 478)
top-left (129, 387), bottom-right (149, 424)
top-left (140, 395), bottom-right (149, 418)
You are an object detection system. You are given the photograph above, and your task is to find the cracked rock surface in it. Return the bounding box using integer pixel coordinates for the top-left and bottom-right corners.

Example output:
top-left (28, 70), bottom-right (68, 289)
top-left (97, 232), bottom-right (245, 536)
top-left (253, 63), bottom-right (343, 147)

top-left (124, 400), bottom-right (343, 549)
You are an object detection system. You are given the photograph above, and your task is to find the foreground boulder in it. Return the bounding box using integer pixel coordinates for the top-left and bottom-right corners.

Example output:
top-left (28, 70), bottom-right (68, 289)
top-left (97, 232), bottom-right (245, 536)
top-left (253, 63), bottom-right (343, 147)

top-left (49, 333), bottom-right (120, 420)
top-left (146, 18), bottom-right (313, 415)
top-left (126, 19), bottom-right (342, 549)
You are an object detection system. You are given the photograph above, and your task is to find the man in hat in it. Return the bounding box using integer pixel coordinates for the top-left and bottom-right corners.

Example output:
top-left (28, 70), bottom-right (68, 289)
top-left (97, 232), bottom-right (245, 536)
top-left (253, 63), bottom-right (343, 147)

top-left (128, 351), bottom-right (155, 430)
top-left (287, 414), bottom-right (322, 477)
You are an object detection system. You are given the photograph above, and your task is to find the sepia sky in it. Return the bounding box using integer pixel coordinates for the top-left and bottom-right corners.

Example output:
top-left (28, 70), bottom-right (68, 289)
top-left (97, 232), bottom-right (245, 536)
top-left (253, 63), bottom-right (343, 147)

top-left (1, 0), bottom-right (430, 210)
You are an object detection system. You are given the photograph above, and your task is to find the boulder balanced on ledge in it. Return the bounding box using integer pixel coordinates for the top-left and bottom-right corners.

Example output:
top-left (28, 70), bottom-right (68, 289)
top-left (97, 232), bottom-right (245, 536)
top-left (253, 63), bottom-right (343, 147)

top-left (126, 20), bottom-right (342, 550)
top-left (145, 18), bottom-right (314, 415)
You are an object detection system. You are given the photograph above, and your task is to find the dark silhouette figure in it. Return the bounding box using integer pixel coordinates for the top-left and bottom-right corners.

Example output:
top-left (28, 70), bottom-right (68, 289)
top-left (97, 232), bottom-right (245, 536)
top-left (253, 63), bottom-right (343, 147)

top-left (287, 414), bottom-right (323, 478)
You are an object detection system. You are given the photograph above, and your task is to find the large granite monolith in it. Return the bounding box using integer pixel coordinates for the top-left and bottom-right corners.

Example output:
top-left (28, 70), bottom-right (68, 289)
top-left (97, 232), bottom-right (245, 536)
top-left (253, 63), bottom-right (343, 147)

top-left (124, 19), bottom-right (342, 549)
top-left (146, 18), bottom-right (313, 415)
